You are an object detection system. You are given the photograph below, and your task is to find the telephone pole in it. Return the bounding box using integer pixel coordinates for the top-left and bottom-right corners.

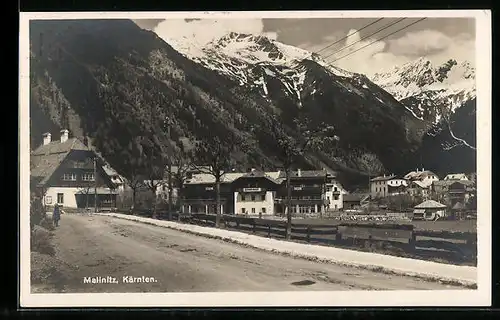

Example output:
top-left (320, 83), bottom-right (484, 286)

top-left (94, 157), bottom-right (98, 213)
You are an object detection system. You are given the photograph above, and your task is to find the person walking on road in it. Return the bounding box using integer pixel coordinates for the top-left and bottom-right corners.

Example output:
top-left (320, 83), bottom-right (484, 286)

top-left (53, 203), bottom-right (64, 227)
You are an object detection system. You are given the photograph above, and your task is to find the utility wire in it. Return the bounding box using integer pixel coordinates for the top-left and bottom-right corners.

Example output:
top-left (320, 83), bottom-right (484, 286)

top-left (314, 18), bottom-right (385, 54)
top-left (328, 18), bottom-right (427, 64)
top-left (322, 17), bottom-right (407, 62)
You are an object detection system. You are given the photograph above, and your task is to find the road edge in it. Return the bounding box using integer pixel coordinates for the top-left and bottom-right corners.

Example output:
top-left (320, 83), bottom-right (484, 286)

top-left (97, 212), bottom-right (477, 289)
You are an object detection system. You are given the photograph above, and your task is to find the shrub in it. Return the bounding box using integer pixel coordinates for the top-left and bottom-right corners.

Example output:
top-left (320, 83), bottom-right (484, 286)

top-left (31, 225), bottom-right (56, 256)
top-left (39, 217), bottom-right (55, 231)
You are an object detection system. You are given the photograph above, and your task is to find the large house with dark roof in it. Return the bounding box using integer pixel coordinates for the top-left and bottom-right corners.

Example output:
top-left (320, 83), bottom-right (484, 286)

top-left (30, 130), bottom-right (121, 209)
top-left (181, 168), bottom-right (334, 216)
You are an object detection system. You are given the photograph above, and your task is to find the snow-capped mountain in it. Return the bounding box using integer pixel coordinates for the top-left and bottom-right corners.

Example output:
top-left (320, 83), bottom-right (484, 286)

top-left (371, 58), bottom-right (476, 123)
top-left (165, 32), bottom-right (373, 104)
top-left (164, 31), bottom-right (426, 176)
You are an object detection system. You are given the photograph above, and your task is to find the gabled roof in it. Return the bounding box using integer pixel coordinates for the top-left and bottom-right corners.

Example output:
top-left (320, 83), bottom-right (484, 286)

top-left (433, 180), bottom-right (475, 187)
top-left (370, 174), bottom-right (396, 182)
top-left (404, 170), bottom-right (438, 181)
top-left (278, 170), bottom-right (328, 179)
top-left (30, 138), bottom-right (89, 186)
top-left (414, 200), bottom-right (446, 209)
top-left (411, 180), bottom-right (433, 189)
top-left (444, 173), bottom-right (469, 181)
top-left (234, 170), bottom-right (282, 184)
top-left (184, 172), bottom-right (246, 185)
top-left (452, 202), bottom-right (466, 210)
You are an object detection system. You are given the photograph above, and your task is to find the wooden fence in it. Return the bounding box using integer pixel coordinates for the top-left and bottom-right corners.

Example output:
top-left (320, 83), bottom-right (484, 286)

top-left (119, 209), bottom-right (476, 265)
top-left (185, 213), bottom-right (477, 264)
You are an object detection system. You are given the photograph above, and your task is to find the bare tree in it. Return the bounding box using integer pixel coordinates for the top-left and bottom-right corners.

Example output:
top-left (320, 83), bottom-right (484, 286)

top-left (267, 114), bottom-right (336, 240)
top-left (194, 133), bottom-right (243, 228)
top-left (169, 141), bottom-right (196, 221)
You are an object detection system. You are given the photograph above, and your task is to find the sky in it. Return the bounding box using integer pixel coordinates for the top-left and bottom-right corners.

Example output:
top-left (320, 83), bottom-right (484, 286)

top-left (134, 17), bottom-right (475, 76)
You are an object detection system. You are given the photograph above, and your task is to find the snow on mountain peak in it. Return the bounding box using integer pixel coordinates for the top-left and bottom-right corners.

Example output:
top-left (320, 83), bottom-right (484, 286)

top-left (371, 57), bottom-right (476, 123)
top-left (371, 57), bottom-right (475, 101)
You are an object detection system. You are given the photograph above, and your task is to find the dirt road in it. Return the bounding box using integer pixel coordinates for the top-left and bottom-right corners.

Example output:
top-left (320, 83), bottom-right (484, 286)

top-left (34, 213), bottom-right (465, 293)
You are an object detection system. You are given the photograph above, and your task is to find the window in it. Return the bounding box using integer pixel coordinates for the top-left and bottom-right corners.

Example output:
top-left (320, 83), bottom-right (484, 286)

top-left (82, 173), bottom-right (95, 181)
top-left (57, 193), bottom-right (64, 204)
top-left (251, 208), bottom-right (255, 214)
top-left (334, 195), bottom-right (339, 200)
top-left (241, 208), bottom-right (246, 214)
top-left (326, 186), bottom-right (332, 192)
top-left (327, 196), bottom-right (330, 201)
top-left (334, 187), bottom-right (338, 192)
top-left (262, 208), bottom-right (266, 214)
top-left (62, 173), bottom-right (77, 181)
top-left (251, 195), bottom-right (255, 201)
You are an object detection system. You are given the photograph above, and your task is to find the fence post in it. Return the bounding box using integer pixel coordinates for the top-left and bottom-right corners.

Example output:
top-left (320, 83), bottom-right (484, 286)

top-left (409, 232), bottom-right (417, 253)
top-left (268, 224), bottom-right (271, 237)
top-left (306, 226), bottom-right (311, 243)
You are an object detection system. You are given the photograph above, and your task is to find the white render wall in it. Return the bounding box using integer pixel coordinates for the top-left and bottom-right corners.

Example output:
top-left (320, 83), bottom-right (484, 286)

top-left (234, 191), bottom-right (275, 216)
top-left (44, 187), bottom-right (80, 208)
top-left (325, 182), bottom-right (345, 210)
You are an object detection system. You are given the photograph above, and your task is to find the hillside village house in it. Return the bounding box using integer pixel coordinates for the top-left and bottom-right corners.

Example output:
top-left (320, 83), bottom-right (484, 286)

top-left (370, 174), bottom-right (408, 198)
top-left (431, 179), bottom-right (475, 207)
top-left (342, 193), bottom-right (370, 210)
top-left (324, 172), bottom-right (347, 210)
top-left (182, 172), bottom-right (245, 215)
top-left (275, 169), bottom-right (329, 215)
top-left (404, 169), bottom-right (440, 198)
top-left (181, 168), bottom-right (335, 216)
top-left (30, 130), bottom-right (120, 209)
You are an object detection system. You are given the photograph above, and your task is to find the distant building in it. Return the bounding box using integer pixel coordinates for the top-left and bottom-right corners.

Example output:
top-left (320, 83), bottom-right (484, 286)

top-left (370, 174), bottom-right (408, 198)
top-left (404, 168), bottom-right (439, 198)
top-left (444, 173), bottom-right (469, 181)
top-left (342, 193), bottom-right (370, 210)
top-left (413, 199), bottom-right (447, 221)
top-left (432, 180), bottom-right (475, 207)
top-left (30, 130), bottom-right (120, 209)
top-left (324, 172), bottom-right (347, 210)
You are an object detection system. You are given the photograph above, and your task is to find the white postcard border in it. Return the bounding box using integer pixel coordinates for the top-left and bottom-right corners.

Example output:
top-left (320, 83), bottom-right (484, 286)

top-left (19, 10), bottom-right (492, 308)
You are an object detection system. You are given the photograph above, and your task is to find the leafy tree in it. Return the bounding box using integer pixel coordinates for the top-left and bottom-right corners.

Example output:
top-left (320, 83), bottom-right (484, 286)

top-left (266, 114), bottom-right (336, 240)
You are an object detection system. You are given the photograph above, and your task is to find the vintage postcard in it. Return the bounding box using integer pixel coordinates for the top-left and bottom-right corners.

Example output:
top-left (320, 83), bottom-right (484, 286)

top-left (19, 10), bottom-right (491, 308)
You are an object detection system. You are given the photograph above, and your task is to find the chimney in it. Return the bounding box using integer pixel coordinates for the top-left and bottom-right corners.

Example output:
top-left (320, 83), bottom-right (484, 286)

top-left (42, 132), bottom-right (51, 145)
top-left (60, 129), bottom-right (69, 143)
top-left (297, 168), bottom-right (301, 177)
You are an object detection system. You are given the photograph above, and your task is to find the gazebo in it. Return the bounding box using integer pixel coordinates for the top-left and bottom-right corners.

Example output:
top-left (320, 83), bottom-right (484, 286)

top-left (413, 199), bottom-right (447, 221)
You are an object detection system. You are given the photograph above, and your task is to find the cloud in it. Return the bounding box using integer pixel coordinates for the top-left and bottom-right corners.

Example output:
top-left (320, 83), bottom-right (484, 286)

top-left (388, 30), bottom-right (455, 56)
top-left (153, 18), bottom-right (272, 47)
top-left (311, 29), bottom-right (475, 76)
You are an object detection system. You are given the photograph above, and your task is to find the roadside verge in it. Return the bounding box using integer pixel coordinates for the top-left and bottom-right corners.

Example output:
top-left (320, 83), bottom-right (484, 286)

top-left (97, 212), bottom-right (477, 288)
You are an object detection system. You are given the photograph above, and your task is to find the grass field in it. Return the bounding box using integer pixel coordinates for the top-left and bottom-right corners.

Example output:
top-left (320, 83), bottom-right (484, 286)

top-left (291, 218), bottom-right (477, 233)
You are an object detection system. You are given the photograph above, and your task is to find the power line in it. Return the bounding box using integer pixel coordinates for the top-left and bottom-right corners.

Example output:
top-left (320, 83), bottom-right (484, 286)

top-left (322, 18), bottom-right (407, 62)
top-left (314, 18), bottom-right (385, 54)
top-left (328, 18), bottom-right (427, 64)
